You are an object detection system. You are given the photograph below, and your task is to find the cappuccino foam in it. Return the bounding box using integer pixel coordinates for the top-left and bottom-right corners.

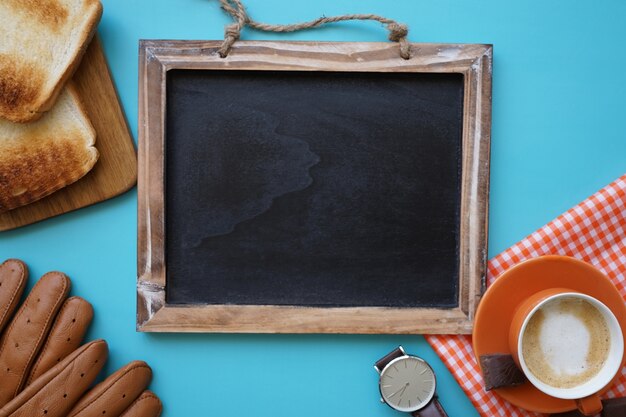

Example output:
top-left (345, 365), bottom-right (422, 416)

top-left (521, 297), bottom-right (611, 389)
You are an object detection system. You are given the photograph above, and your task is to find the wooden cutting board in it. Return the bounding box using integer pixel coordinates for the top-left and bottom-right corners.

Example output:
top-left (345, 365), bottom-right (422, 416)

top-left (0, 35), bottom-right (137, 231)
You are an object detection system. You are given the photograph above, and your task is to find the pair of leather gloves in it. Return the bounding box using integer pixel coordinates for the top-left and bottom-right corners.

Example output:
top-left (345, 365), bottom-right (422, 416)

top-left (0, 259), bottom-right (162, 417)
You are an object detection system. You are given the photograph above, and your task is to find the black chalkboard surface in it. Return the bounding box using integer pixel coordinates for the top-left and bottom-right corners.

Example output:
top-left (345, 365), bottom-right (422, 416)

top-left (165, 69), bottom-right (464, 308)
top-left (137, 40), bottom-right (491, 333)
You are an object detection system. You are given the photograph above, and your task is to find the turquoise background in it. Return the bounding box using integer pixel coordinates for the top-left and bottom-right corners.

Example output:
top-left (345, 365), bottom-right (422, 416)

top-left (2, 0), bottom-right (625, 415)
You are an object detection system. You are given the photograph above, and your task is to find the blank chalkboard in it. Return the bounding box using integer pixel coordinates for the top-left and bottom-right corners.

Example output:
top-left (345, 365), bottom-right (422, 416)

top-left (137, 40), bottom-right (491, 333)
top-left (166, 70), bottom-right (463, 308)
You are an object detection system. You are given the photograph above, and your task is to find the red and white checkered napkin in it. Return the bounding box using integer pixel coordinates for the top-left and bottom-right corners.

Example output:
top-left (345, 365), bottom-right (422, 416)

top-left (426, 174), bottom-right (626, 416)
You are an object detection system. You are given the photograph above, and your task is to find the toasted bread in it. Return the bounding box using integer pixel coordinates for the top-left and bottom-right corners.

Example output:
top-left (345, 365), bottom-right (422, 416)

top-left (0, 84), bottom-right (98, 211)
top-left (0, 0), bottom-right (103, 123)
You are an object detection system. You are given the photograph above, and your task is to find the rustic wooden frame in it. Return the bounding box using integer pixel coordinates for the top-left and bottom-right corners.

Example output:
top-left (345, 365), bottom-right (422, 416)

top-left (137, 40), bottom-right (492, 334)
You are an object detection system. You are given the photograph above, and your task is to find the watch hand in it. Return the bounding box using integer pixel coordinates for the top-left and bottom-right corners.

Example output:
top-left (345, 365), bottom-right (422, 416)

top-left (388, 383), bottom-right (409, 398)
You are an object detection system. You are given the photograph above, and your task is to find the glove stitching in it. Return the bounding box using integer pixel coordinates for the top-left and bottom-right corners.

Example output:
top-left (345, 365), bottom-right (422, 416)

top-left (120, 393), bottom-right (162, 416)
top-left (138, 394), bottom-right (160, 402)
top-left (11, 342), bottom-right (102, 416)
top-left (0, 260), bottom-right (26, 330)
top-left (70, 364), bottom-right (151, 417)
top-left (2, 272), bottom-right (69, 398)
top-left (25, 297), bottom-right (80, 386)
top-left (0, 269), bottom-right (49, 359)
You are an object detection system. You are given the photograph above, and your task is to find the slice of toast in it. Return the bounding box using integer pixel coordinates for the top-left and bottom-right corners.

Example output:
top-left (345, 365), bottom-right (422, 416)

top-left (0, 84), bottom-right (98, 212)
top-left (0, 0), bottom-right (103, 123)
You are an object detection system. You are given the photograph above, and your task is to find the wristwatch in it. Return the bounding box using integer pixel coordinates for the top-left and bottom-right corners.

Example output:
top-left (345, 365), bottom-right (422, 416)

top-left (374, 346), bottom-right (448, 417)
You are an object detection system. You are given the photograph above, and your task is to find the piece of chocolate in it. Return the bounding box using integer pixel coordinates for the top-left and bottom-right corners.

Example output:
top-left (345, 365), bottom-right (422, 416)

top-left (479, 353), bottom-right (526, 391)
top-left (602, 397), bottom-right (626, 417)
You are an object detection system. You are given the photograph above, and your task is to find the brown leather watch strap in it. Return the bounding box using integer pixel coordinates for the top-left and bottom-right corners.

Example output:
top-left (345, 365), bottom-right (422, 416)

top-left (375, 347), bottom-right (405, 372)
top-left (411, 397), bottom-right (448, 417)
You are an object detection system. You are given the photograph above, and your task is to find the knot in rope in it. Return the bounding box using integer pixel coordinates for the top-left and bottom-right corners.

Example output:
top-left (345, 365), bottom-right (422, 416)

top-left (387, 23), bottom-right (408, 41)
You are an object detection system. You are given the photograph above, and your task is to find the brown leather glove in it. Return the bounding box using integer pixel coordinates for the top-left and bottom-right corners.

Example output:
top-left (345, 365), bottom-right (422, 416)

top-left (0, 259), bottom-right (162, 417)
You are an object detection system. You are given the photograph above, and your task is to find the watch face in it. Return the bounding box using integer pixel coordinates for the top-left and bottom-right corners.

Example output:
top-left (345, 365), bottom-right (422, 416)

top-left (379, 356), bottom-right (436, 412)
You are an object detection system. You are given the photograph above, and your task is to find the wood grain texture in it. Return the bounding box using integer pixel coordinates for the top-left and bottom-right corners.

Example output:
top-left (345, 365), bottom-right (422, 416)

top-left (137, 40), bottom-right (492, 334)
top-left (139, 304), bottom-right (473, 334)
top-left (0, 35), bottom-right (137, 231)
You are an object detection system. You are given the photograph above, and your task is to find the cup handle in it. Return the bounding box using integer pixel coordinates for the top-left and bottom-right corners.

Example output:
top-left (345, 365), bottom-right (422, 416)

top-left (576, 394), bottom-right (602, 416)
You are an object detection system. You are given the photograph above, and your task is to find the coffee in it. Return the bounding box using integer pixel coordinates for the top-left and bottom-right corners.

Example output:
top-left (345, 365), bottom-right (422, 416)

top-left (521, 296), bottom-right (611, 389)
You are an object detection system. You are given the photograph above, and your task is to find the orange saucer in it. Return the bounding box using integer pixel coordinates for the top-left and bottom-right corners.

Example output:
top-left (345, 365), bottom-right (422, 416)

top-left (473, 256), bottom-right (626, 414)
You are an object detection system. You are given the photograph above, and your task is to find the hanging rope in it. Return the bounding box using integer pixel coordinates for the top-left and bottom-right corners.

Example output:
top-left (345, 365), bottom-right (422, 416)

top-left (217, 0), bottom-right (411, 59)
